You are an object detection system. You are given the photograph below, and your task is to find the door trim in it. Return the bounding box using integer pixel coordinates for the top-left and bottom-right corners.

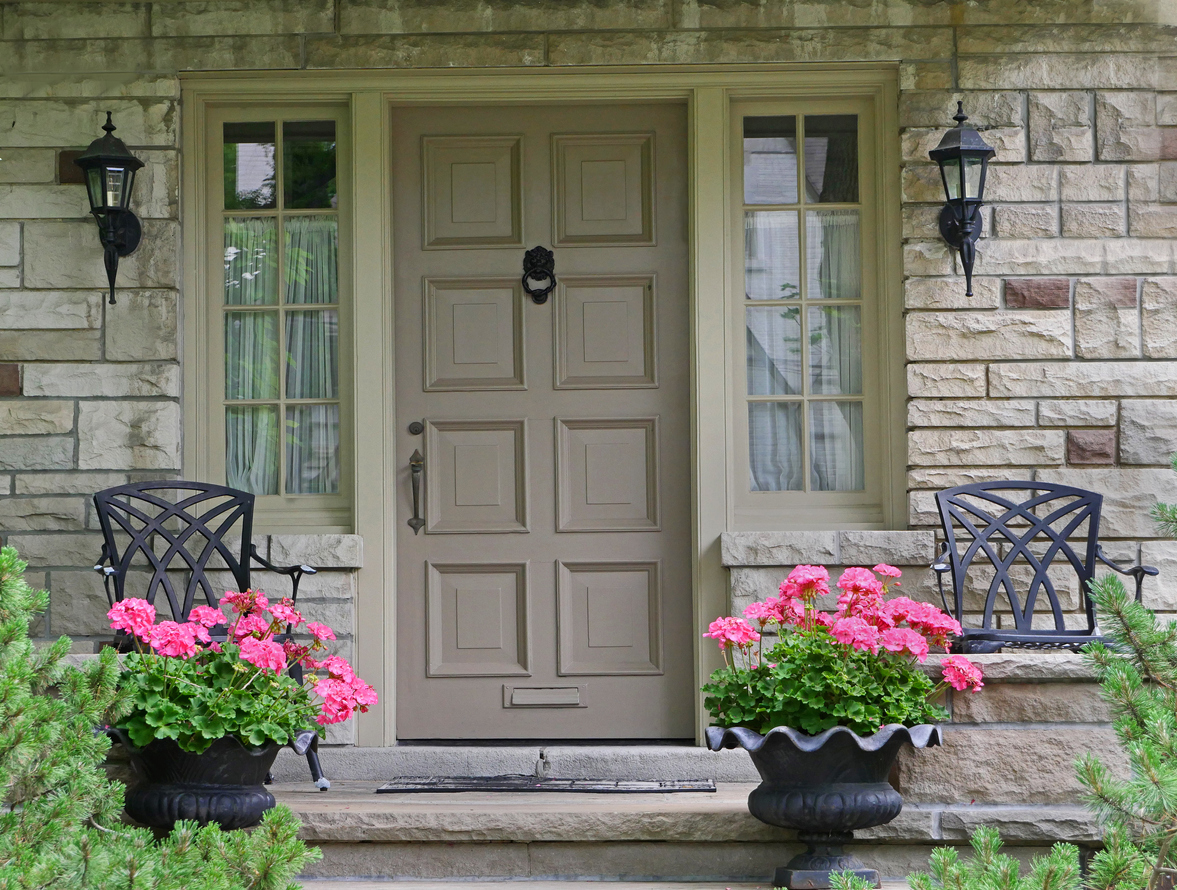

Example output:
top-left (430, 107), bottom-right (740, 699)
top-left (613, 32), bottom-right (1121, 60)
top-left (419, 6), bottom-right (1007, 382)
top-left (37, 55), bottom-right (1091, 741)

top-left (181, 64), bottom-right (902, 746)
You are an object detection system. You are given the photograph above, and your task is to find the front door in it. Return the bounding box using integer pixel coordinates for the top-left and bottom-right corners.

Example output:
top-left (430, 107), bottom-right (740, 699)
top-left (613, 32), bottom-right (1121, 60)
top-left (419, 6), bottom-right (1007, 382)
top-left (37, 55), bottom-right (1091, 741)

top-left (393, 103), bottom-right (691, 739)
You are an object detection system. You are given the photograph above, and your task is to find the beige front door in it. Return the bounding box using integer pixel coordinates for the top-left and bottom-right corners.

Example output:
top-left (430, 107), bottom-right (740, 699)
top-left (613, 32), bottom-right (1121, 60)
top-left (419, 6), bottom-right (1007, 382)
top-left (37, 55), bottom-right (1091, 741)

top-left (393, 103), bottom-right (691, 739)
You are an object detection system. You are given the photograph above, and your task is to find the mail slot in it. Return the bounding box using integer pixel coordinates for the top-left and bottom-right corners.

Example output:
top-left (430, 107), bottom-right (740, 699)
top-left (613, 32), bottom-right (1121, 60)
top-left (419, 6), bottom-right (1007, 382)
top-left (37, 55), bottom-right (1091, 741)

top-left (502, 685), bottom-right (585, 708)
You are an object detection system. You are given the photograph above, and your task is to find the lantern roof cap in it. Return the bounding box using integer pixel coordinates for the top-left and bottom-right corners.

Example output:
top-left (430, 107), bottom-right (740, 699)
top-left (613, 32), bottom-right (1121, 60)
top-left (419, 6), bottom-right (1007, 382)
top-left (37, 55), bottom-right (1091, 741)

top-left (929, 102), bottom-right (996, 162)
top-left (74, 112), bottom-right (144, 172)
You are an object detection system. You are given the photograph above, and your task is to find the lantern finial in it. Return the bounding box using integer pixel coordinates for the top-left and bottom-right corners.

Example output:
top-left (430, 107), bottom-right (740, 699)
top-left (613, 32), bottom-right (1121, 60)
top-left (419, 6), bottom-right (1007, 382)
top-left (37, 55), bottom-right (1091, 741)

top-left (102, 111), bottom-right (116, 136)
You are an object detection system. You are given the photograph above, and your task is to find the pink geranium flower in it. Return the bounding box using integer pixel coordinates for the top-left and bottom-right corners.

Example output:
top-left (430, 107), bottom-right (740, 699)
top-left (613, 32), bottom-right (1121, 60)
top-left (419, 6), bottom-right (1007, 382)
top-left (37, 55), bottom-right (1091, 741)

top-left (780, 565), bottom-right (831, 601)
top-left (873, 564), bottom-right (902, 579)
top-left (109, 598), bottom-right (156, 642)
top-left (148, 621), bottom-right (200, 659)
top-left (321, 655), bottom-right (356, 681)
top-left (306, 622), bottom-right (336, 642)
top-left (219, 589), bottom-right (268, 615)
top-left (238, 636), bottom-right (287, 673)
top-left (188, 605), bottom-right (226, 629)
top-left (270, 600), bottom-right (303, 627)
top-left (743, 600), bottom-right (779, 627)
top-left (830, 616), bottom-right (880, 654)
top-left (703, 616), bottom-right (760, 649)
top-left (880, 627), bottom-right (930, 662)
top-left (233, 613), bottom-right (271, 641)
top-left (941, 654), bottom-right (984, 692)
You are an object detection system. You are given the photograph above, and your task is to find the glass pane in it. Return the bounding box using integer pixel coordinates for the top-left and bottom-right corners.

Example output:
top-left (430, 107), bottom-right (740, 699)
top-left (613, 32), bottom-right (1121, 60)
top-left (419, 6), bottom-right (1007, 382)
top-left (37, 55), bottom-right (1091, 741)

top-left (224, 218), bottom-right (277, 306)
top-left (223, 122), bottom-right (276, 210)
top-left (286, 404), bottom-right (340, 494)
top-left (806, 210), bottom-right (861, 300)
top-left (284, 121), bottom-right (337, 210)
top-left (748, 402), bottom-right (803, 492)
top-left (964, 156), bottom-right (983, 199)
top-left (743, 116), bottom-right (798, 204)
top-left (810, 401), bottom-right (864, 491)
top-left (286, 310), bottom-right (339, 399)
top-left (804, 115), bottom-right (858, 203)
top-left (941, 157), bottom-right (961, 201)
top-left (103, 167), bottom-right (127, 208)
top-left (809, 306), bottom-right (862, 395)
top-left (747, 306), bottom-right (801, 395)
top-left (225, 311), bottom-right (279, 400)
top-left (744, 211), bottom-right (800, 301)
top-left (226, 405), bottom-right (279, 495)
top-left (284, 216), bottom-right (338, 304)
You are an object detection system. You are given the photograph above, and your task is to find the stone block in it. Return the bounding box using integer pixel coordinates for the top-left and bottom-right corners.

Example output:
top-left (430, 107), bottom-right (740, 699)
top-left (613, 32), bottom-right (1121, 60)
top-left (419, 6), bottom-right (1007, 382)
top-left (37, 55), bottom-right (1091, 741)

top-left (0, 290), bottom-right (102, 330)
top-left (898, 91), bottom-right (1025, 130)
top-left (0, 76), bottom-right (177, 100)
top-left (903, 127), bottom-right (1023, 164)
top-left (0, 364), bottom-right (18, 395)
top-left (1028, 91), bottom-right (1093, 162)
top-left (77, 401), bottom-right (180, 470)
top-left (904, 276), bottom-right (1000, 310)
top-left (1139, 542), bottom-right (1177, 610)
top-left (907, 467), bottom-right (1021, 490)
top-left (1074, 277), bottom-right (1140, 359)
top-left (15, 471), bottom-right (126, 495)
top-left (0, 149), bottom-right (55, 183)
top-left (836, 530), bottom-right (936, 566)
top-left (900, 62), bottom-right (954, 92)
top-left (903, 241), bottom-right (955, 277)
top-left (1120, 399), bottom-right (1177, 465)
top-left (908, 429), bottom-right (1065, 468)
top-left (1038, 468), bottom-right (1177, 537)
top-left (0, 436), bottom-right (74, 470)
top-left (720, 531), bottom-right (837, 567)
top-left (0, 184), bottom-right (90, 219)
top-left (0, 399), bottom-right (72, 434)
top-left (1143, 277), bottom-right (1177, 358)
top-left (0, 329), bottom-right (102, 361)
top-left (2, 2), bottom-right (149, 40)
top-left (151, 0), bottom-right (335, 37)
top-left (0, 99), bottom-right (174, 148)
top-left (1059, 164), bottom-right (1126, 202)
top-left (0, 497), bottom-right (85, 531)
top-left (1161, 162), bottom-right (1177, 203)
top-left (976, 239), bottom-right (1104, 277)
top-left (7, 532), bottom-right (103, 568)
top-left (901, 204), bottom-right (942, 240)
top-left (23, 220), bottom-right (177, 290)
top-left (105, 290), bottom-right (178, 360)
top-left (1161, 92), bottom-right (1177, 126)
top-left (1, 37), bottom-right (301, 76)
top-left (908, 490), bottom-right (938, 527)
top-left (269, 534), bottom-right (363, 569)
top-left (297, 599), bottom-right (354, 634)
top-left (1164, 128), bottom-right (1177, 161)
top-left (939, 806), bottom-right (1101, 843)
top-left (305, 33), bottom-right (546, 69)
top-left (951, 681), bottom-right (1109, 724)
top-left (1097, 91), bottom-right (1161, 161)
top-left (1103, 237), bottom-right (1175, 274)
top-left (1037, 400), bottom-right (1117, 427)
top-left (984, 165), bottom-right (1058, 203)
top-left (0, 223), bottom-right (19, 267)
top-left (22, 362), bottom-right (179, 398)
top-left (991, 361), bottom-right (1177, 397)
top-left (994, 204), bottom-right (1058, 238)
top-left (957, 23), bottom-right (1174, 53)
top-left (0, 269), bottom-right (19, 287)
top-left (907, 399), bottom-right (1036, 428)
top-left (1129, 163), bottom-right (1160, 202)
top-left (1005, 278), bottom-right (1070, 309)
top-left (901, 164), bottom-right (945, 203)
top-left (1067, 430), bottom-right (1115, 465)
top-left (1130, 204), bottom-right (1177, 238)
top-left (907, 363), bottom-right (986, 398)
top-left (959, 54), bottom-right (1158, 91)
top-left (906, 311), bottom-right (1072, 362)
top-left (342, 0), bottom-right (671, 33)
top-left (49, 569), bottom-right (114, 635)
top-left (1062, 203), bottom-right (1126, 238)
top-left (130, 150), bottom-right (178, 220)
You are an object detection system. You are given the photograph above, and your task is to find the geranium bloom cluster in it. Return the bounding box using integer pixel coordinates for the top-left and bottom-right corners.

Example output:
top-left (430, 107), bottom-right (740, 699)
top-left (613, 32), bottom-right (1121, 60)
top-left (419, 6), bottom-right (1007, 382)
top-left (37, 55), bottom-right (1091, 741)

top-left (108, 589), bottom-right (378, 727)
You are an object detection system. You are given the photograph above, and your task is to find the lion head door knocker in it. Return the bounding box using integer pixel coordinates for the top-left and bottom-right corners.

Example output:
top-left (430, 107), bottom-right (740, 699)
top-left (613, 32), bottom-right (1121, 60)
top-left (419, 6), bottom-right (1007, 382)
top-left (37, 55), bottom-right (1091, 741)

top-left (522, 246), bottom-right (556, 304)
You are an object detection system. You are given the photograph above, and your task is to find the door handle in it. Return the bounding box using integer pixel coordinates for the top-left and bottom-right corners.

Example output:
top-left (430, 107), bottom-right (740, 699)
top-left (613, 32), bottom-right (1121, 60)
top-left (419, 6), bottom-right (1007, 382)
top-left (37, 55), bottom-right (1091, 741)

top-left (408, 449), bottom-right (425, 534)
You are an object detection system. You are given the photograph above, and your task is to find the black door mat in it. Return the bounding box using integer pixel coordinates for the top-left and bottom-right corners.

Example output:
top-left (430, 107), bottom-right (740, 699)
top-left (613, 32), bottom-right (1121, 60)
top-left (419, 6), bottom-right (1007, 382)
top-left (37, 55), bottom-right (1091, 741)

top-left (376, 776), bottom-right (717, 793)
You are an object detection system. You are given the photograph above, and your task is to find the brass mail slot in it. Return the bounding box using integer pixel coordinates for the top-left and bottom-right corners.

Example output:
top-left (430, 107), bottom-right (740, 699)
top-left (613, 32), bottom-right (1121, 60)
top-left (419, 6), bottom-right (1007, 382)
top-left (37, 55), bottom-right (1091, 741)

top-left (502, 685), bottom-right (585, 708)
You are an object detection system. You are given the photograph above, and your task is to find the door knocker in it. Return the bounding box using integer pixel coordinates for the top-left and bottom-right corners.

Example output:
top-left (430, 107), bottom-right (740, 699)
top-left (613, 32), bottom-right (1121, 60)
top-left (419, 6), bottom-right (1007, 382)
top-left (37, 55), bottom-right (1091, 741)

top-left (522, 246), bottom-right (556, 304)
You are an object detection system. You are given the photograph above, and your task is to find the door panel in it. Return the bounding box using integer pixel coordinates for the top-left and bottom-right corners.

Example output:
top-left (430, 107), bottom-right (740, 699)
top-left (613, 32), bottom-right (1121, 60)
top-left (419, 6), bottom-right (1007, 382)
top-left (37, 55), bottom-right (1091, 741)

top-left (395, 103), bottom-right (690, 739)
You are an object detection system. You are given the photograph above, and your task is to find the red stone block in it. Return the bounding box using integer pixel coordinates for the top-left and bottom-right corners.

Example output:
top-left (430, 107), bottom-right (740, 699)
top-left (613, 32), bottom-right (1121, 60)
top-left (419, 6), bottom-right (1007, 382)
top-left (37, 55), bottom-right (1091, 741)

top-left (1067, 429), bottom-right (1115, 465)
top-left (0, 364), bottom-right (19, 396)
top-left (1005, 278), bottom-right (1070, 309)
top-left (1163, 127), bottom-right (1177, 162)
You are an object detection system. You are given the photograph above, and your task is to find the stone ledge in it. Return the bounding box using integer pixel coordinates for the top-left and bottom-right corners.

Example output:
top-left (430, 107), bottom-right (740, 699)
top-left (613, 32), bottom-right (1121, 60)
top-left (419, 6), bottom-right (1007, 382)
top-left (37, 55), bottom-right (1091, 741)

top-left (922, 651), bottom-right (1098, 683)
top-left (721, 531), bottom-right (936, 568)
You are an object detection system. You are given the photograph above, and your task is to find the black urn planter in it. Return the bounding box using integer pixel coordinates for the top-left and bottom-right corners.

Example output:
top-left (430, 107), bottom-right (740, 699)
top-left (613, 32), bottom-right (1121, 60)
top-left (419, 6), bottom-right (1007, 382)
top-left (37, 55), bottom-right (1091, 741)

top-left (107, 728), bottom-right (281, 831)
top-left (707, 723), bottom-right (942, 889)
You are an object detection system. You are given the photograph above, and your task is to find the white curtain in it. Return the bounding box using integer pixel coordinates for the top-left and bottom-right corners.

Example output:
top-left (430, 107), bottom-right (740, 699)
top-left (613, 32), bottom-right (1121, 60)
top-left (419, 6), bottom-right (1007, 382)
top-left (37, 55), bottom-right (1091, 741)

top-left (286, 405), bottom-right (340, 494)
top-left (810, 401), bottom-right (864, 491)
top-left (224, 218), bottom-right (276, 305)
top-left (226, 406), bottom-right (279, 494)
top-left (285, 217), bottom-right (338, 304)
top-left (748, 402), bottom-right (803, 491)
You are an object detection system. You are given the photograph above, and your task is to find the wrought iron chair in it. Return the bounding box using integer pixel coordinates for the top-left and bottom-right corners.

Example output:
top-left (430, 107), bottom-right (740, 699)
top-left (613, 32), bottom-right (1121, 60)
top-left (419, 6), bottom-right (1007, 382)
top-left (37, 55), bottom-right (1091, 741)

top-left (932, 481), bottom-right (1158, 654)
top-left (92, 480), bottom-right (331, 789)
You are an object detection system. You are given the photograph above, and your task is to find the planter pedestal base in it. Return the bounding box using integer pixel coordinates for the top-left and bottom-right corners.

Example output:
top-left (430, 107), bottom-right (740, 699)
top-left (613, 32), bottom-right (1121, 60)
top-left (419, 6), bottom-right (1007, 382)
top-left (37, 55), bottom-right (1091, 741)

top-left (774, 833), bottom-right (880, 889)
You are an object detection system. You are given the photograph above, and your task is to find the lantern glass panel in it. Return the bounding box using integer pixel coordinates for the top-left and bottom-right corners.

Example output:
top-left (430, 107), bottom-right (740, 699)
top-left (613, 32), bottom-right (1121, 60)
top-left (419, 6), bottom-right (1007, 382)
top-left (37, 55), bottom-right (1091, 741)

top-left (940, 157), bottom-right (961, 201)
top-left (103, 168), bottom-right (127, 209)
top-left (85, 168), bottom-right (103, 212)
top-left (963, 156), bottom-right (984, 199)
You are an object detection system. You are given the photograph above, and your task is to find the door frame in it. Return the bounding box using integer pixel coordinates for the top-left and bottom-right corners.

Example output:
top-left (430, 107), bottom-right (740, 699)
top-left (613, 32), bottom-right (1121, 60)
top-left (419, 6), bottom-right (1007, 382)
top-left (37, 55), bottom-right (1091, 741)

top-left (181, 64), bottom-right (902, 746)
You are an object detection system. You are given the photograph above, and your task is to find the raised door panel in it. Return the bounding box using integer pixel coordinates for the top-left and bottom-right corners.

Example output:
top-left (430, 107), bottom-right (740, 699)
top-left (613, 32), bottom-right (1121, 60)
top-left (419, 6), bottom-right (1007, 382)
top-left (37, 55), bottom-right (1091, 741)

top-left (555, 275), bottom-right (656, 389)
top-left (425, 419), bottom-right (529, 533)
top-left (423, 136), bottom-right (522, 248)
top-left (424, 278), bottom-right (525, 390)
top-left (557, 560), bottom-right (662, 675)
top-left (427, 562), bottom-right (530, 676)
top-left (554, 133), bottom-right (654, 245)
top-left (556, 417), bottom-right (659, 532)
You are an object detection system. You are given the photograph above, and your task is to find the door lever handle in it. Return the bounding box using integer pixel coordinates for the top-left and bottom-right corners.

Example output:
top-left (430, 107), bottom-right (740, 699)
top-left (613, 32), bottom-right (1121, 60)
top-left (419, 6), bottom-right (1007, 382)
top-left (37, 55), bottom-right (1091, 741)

top-left (408, 449), bottom-right (425, 534)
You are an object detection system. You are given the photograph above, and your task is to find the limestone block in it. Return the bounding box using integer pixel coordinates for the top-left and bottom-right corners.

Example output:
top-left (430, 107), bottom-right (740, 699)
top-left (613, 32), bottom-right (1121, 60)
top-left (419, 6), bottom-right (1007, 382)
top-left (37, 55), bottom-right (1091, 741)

top-left (151, 0), bottom-right (334, 37)
top-left (1005, 278), bottom-right (1070, 309)
top-left (939, 806), bottom-right (1101, 843)
top-left (1062, 203), bottom-right (1125, 238)
top-left (130, 150), bottom-right (178, 220)
top-left (951, 681), bottom-right (1109, 724)
top-left (269, 534), bottom-right (363, 569)
top-left (1120, 399), bottom-right (1177, 465)
top-left (903, 241), bottom-right (955, 276)
top-left (903, 127), bottom-right (1023, 164)
top-left (975, 239), bottom-right (1104, 277)
top-left (901, 164), bottom-right (944, 203)
top-left (0, 400), bottom-right (72, 434)
top-left (7, 532), bottom-right (103, 568)
top-left (1036, 400), bottom-right (1117, 427)
top-left (836, 530), bottom-right (935, 566)
top-left (77, 401), bottom-right (180, 470)
top-left (1067, 429), bottom-right (1115, 465)
top-left (0, 223), bottom-right (19, 267)
top-left (305, 34), bottom-right (546, 69)
top-left (720, 531), bottom-right (837, 567)
top-left (1160, 92), bottom-right (1177, 126)
top-left (0, 436), bottom-right (74, 470)
top-left (1059, 164), bottom-right (1126, 202)
top-left (901, 204), bottom-right (942, 240)
top-left (0, 269), bottom-right (19, 287)
top-left (1143, 277), bottom-right (1177, 358)
top-left (342, 0), bottom-right (672, 33)
top-left (23, 220), bottom-right (177, 290)
top-left (1139, 542), bottom-right (1177, 610)
top-left (1128, 163), bottom-right (1160, 202)
top-left (907, 399), bottom-right (1036, 428)
top-left (0, 76), bottom-right (178, 100)
top-left (1074, 277), bottom-right (1140, 359)
top-left (297, 599), bottom-right (354, 634)
top-left (1129, 204), bottom-right (1177, 238)
top-left (49, 569), bottom-right (114, 635)
top-left (2, 37), bottom-right (301, 76)
top-left (23, 362), bottom-right (179, 398)
top-left (0, 496), bottom-right (86, 531)
top-left (904, 276), bottom-right (1000, 310)
top-left (2, 2), bottom-right (148, 40)
top-left (957, 22), bottom-right (1174, 53)
top-left (106, 291), bottom-right (178, 361)
top-left (0, 329), bottom-right (102, 361)
top-left (898, 91), bottom-right (1024, 130)
top-left (959, 54), bottom-right (1158, 91)
top-left (908, 429), bottom-right (1065, 467)
top-left (900, 62), bottom-right (954, 92)
top-left (0, 290), bottom-right (101, 330)
top-left (1097, 91), bottom-right (1161, 161)
top-left (1038, 468), bottom-right (1177, 537)
top-left (906, 363), bottom-right (986, 398)
top-left (1028, 91), bottom-right (1093, 162)
top-left (991, 361), bottom-right (1177, 397)
top-left (1162, 162), bottom-right (1177, 203)
top-left (0, 99), bottom-right (174, 147)
top-left (0, 149), bottom-right (55, 183)
top-left (993, 204), bottom-right (1057, 239)
top-left (908, 490), bottom-right (938, 527)
top-left (1103, 237), bottom-right (1175, 275)
top-left (907, 467), bottom-right (1020, 490)
top-left (229, 567), bottom-right (356, 602)
top-left (906, 311), bottom-right (1072, 362)
top-left (984, 166), bottom-right (1058, 203)
top-left (15, 471), bottom-right (126, 495)
top-left (0, 184), bottom-right (89, 219)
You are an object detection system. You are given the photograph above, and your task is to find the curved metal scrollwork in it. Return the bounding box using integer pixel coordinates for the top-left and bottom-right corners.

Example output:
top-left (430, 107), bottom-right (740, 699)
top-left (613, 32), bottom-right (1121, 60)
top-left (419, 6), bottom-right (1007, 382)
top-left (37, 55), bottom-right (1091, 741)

top-left (522, 245), bottom-right (556, 304)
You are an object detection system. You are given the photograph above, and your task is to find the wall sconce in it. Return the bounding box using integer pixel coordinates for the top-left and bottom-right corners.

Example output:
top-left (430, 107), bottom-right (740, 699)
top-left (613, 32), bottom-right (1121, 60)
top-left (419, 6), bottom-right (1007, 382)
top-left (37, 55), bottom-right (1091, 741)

top-left (74, 112), bottom-right (144, 305)
top-left (928, 102), bottom-right (995, 297)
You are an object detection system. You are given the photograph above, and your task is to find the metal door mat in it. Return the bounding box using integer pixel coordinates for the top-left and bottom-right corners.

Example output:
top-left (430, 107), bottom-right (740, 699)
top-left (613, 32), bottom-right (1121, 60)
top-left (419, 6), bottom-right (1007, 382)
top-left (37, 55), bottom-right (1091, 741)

top-left (376, 776), bottom-right (716, 793)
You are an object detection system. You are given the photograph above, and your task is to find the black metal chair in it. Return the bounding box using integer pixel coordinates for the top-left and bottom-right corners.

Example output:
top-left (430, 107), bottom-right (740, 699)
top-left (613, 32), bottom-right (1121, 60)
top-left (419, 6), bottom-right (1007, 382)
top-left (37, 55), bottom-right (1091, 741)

top-left (932, 481), bottom-right (1159, 654)
top-left (92, 480), bottom-right (331, 789)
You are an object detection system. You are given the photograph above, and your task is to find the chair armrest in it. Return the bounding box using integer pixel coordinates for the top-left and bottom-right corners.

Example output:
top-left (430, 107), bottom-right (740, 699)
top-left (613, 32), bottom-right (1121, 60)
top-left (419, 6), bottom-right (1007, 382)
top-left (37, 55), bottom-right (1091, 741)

top-left (93, 544), bottom-right (117, 607)
top-left (249, 544), bottom-right (317, 608)
top-left (1096, 545), bottom-right (1159, 603)
top-left (931, 541), bottom-right (951, 573)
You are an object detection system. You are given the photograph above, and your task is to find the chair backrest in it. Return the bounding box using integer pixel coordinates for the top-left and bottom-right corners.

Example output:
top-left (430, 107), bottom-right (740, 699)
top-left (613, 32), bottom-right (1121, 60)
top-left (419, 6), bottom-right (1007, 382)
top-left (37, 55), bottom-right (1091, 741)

top-left (93, 481), bottom-right (254, 622)
top-left (934, 481), bottom-right (1102, 636)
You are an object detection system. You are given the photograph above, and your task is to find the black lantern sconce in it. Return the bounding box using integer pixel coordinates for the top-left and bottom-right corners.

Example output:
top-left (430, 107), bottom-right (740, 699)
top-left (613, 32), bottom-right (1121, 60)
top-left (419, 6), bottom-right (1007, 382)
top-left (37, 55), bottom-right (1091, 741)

top-left (928, 102), bottom-right (995, 297)
top-left (74, 112), bottom-right (144, 305)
